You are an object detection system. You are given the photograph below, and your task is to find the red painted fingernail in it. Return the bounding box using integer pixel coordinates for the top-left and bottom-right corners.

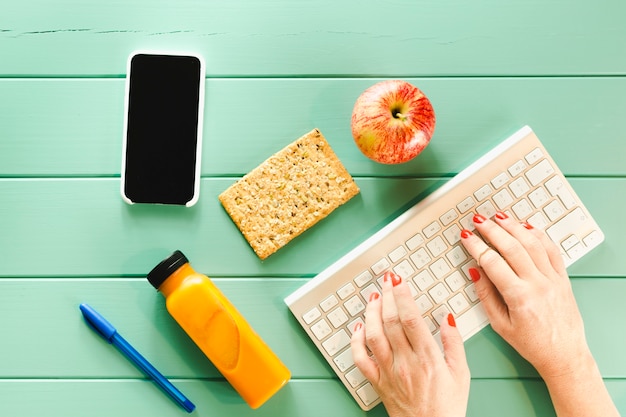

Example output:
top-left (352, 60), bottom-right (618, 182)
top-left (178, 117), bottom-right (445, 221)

top-left (354, 322), bottom-right (363, 332)
top-left (447, 313), bottom-right (456, 327)
top-left (522, 222), bottom-right (534, 230)
top-left (383, 271), bottom-right (392, 283)
top-left (460, 229), bottom-right (473, 239)
top-left (473, 213), bottom-right (487, 224)
top-left (390, 272), bottom-right (402, 287)
top-left (495, 211), bottom-right (508, 220)
top-left (469, 267), bottom-right (481, 282)
top-left (369, 292), bottom-right (380, 302)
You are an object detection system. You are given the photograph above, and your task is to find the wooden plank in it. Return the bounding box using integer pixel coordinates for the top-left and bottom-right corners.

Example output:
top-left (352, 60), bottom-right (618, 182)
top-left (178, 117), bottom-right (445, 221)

top-left (1, 1), bottom-right (625, 76)
top-left (0, 178), bottom-right (621, 277)
top-left (1, 78), bottom-right (626, 177)
top-left (0, 277), bottom-right (623, 378)
top-left (0, 378), bottom-right (623, 417)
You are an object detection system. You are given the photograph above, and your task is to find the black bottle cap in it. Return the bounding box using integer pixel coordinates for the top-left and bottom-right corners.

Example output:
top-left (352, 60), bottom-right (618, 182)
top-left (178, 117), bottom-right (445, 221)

top-left (147, 250), bottom-right (189, 289)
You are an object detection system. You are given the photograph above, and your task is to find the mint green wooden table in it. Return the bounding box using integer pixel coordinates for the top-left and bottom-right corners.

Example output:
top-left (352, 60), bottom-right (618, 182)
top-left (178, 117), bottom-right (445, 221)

top-left (2, 1), bottom-right (625, 416)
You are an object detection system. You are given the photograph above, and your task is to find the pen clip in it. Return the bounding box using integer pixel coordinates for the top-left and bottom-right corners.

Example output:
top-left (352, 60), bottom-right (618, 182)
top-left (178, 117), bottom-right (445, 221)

top-left (79, 303), bottom-right (117, 343)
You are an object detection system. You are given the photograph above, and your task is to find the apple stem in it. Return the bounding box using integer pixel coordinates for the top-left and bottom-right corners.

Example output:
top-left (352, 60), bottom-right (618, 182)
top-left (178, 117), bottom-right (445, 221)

top-left (394, 112), bottom-right (407, 121)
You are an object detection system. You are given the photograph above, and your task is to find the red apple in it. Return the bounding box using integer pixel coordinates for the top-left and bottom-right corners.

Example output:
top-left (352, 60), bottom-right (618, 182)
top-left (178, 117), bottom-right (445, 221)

top-left (351, 80), bottom-right (435, 164)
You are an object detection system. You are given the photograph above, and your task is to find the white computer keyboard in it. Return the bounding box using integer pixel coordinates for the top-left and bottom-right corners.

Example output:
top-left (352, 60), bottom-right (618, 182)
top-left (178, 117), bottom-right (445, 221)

top-left (284, 126), bottom-right (604, 411)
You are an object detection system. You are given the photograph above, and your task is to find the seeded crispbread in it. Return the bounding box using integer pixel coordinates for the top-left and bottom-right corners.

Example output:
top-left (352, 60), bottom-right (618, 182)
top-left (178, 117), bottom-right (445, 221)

top-left (219, 128), bottom-right (360, 260)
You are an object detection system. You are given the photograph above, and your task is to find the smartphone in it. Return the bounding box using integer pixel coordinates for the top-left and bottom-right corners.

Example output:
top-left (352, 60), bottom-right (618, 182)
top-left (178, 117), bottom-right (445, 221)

top-left (121, 51), bottom-right (205, 206)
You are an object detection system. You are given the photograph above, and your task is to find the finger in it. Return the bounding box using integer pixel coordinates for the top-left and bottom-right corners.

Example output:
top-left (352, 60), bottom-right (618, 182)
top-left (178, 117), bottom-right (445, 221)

top-left (440, 314), bottom-right (470, 381)
top-left (473, 213), bottom-right (540, 278)
top-left (523, 222), bottom-right (568, 279)
top-left (493, 212), bottom-right (553, 276)
top-left (460, 227), bottom-right (520, 295)
top-left (390, 271), bottom-right (439, 355)
top-left (363, 289), bottom-right (392, 367)
top-left (350, 321), bottom-right (380, 383)
top-left (381, 271), bottom-right (412, 353)
top-left (465, 266), bottom-right (511, 334)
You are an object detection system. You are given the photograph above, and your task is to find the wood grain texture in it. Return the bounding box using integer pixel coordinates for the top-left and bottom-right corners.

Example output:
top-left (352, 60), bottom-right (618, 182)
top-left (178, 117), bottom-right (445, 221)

top-left (1, 78), bottom-right (625, 177)
top-left (2, 0), bottom-right (626, 415)
top-left (2, 0), bottom-right (625, 77)
top-left (0, 178), bottom-right (622, 277)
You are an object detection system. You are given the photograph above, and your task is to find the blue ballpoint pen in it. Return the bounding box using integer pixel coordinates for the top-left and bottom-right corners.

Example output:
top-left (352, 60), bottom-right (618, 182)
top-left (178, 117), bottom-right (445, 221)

top-left (79, 303), bottom-right (196, 413)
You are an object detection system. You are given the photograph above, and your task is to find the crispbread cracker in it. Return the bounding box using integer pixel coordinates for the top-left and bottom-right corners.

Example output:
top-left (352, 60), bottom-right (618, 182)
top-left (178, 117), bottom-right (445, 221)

top-left (219, 129), bottom-right (360, 260)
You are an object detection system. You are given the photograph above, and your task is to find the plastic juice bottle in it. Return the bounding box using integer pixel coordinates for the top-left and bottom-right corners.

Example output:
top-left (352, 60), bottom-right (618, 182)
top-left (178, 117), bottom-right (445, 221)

top-left (147, 250), bottom-right (291, 409)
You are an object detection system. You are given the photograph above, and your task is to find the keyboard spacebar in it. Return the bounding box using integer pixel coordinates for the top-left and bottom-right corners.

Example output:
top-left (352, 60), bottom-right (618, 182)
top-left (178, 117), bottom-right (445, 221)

top-left (433, 303), bottom-right (489, 350)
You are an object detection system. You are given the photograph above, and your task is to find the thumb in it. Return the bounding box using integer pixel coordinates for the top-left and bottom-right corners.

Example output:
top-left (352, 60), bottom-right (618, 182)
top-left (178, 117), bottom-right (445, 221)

top-left (440, 314), bottom-right (470, 379)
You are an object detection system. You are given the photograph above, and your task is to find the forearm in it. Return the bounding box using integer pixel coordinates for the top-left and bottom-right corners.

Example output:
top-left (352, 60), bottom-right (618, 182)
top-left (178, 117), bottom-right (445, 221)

top-left (542, 350), bottom-right (620, 417)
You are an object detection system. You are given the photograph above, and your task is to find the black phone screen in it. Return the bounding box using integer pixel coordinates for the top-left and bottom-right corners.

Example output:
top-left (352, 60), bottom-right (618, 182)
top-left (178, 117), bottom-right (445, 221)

top-left (123, 53), bottom-right (204, 206)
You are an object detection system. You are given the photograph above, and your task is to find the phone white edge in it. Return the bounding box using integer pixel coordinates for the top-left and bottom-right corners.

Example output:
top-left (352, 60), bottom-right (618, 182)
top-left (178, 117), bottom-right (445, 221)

top-left (120, 50), bottom-right (206, 207)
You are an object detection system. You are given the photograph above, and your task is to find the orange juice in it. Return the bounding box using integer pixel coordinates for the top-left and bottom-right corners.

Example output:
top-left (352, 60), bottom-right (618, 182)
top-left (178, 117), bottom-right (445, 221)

top-left (147, 250), bottom-right (291, 409)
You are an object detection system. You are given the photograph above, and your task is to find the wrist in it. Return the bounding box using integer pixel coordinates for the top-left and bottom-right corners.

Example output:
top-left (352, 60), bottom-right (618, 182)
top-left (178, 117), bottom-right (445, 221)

top-left (540, 346), bottom-right (597, 386)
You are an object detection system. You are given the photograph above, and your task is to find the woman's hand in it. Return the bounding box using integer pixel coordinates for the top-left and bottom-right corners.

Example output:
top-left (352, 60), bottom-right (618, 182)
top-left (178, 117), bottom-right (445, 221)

top-left (351, 271), bottom-right (470, 417)
top-left (459, 212), bottom-right (588, 378)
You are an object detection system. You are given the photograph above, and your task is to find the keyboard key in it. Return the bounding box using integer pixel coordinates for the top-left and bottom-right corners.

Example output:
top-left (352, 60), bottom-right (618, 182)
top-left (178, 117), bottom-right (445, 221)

top-left (561, 235), bottom-right (580, 251)
top-left (345, 295), bottom-right (366, 316)
top-left (356, 383), bottom-right (379, 406)
top-left (512, 199), bottom-right (533, 220)
top-left (413, 270), bottom-right (435, 291)
top-left (455, 304), bottom-right (489, 339)
top-left (337, 282), bottom-right (356, 300)
top-left (430, 258), bottom-right (451, 280)
top-left (432, 304), bottom-right (451, 325)
top-left (525, 148), bottom-right (544, 164)
top-left (427, 236), bottom-right (447, 258)
top-left (527, 211), bottom-right (549, 230)
top-left (423, 221), bottom-right (441, 239)
top-left (429, 282), bottom-right (450, 304)
top-left (493, 188), bottom-right (514, 210)
top-left (322, 329), bottom-right (351, 356)
top-left (508, 160), bottom-right (527, 177)
top-left (446, 245), bottom-right (468, 268)
top-left (465, 283), bottom-right (479, 303)
top-left (360, 284), bottom-right (379, 304)
top-left (393, 259), bottom-right (416, 279)
top-left (449, 293), bottom-right (470, 314)
top-left (406, 233), bottom-right (425, 250)
top-left (440, 209), bottom-right (459, 226)
top-left (333, 347), bottom-right (355, 372)
top-left (544, 200), bottom-right (565, 221)
top-left (371, 257), bottom-right (390, 275)
top-left (474, 184), bottom-right (492, 201)
top-left (567, 243), bottom-right (587, 260)
top-left (510, 177), bottom-right (530, 198)
top-left (477, 200), bottom-right (497, 219)
top-left (303, 307), bottom-right (321, 325)
top-left (347, 317), bottom-right (364, 335)
top-left (491, 172), bottom-right (509, 189)
top-left (545, 176), bottom-right (577, 209)
top-left (529, 187), bottom-right (549, 208)
top-left (445, 271), bottom-right (466, 292)
top-left (546, 207), bottom-right (588, 243)
top-left (583, 230), bottom-right (603, 248)
top-left (460, 213), bottom-right (476, 231)
top-left (410, 248), bottom-right (431, 269)
top-left (415, 294), bottom-right (434, 314)
top-left (311, 319), bottom-right (332, 340)
top-left (354, 270), bottom-right (373, 287)
top-left (346, 366), bottom-right (367, 387)
top-left (526, 159), bottom-right (554, 186)
top-left (443, 224), bottom-right (462, 245)
top-left (320, 294), bottom-right (339, 312)
top-left (327, 307), bottom-right (349, 328)
top-left (388, 246), bottom-right (407, 263)
top-left (457, 196), bottom-right (475, 213)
